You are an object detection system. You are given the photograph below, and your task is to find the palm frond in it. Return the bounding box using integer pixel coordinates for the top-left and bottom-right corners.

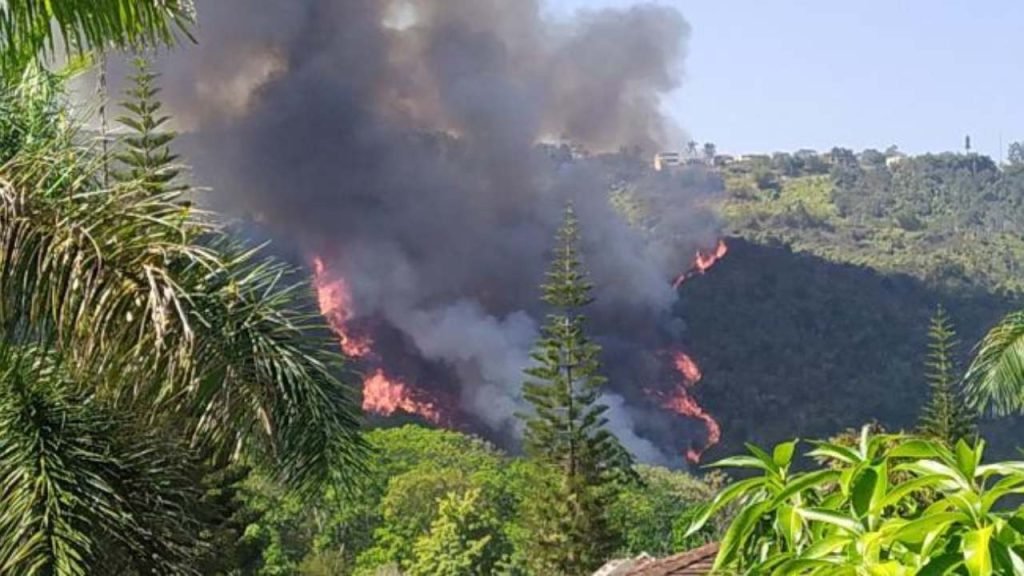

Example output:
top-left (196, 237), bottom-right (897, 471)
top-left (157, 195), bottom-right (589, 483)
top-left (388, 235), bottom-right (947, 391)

top-left (178, 238), bottom-right (367, 491)
top-left (0, 0), bottom-right (195, 76)
top-left (963, 310), bottom-right (1024, 416)
top-left (0, 345), bottom-right (203, 575)
top-left (0, 69), bottom-right (368, 492)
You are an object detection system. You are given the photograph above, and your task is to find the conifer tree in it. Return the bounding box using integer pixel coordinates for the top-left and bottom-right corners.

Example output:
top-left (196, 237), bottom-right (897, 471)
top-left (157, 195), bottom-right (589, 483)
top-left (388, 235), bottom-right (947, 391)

top-left (114, 57), bottom-right (183, 196)
top-left (518, 204), bottom-right (635, 575)
top-left (918, 306), bottom-right (976, 446)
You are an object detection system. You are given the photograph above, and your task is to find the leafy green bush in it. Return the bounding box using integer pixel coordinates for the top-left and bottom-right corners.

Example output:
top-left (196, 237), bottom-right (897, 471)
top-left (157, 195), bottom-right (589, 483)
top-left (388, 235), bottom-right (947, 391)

top-left (690, 429), bottom-right (1024, 574)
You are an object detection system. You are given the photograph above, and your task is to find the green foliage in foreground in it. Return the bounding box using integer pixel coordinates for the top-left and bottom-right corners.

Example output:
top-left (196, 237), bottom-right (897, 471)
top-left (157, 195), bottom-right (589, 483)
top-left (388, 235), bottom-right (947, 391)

top-left (241, 425), bottom-right (715, 576)
top-left (0, 0), bottom-right (194, 78)
top-left (0, 58), bottom-right (366, 573)
top-left (0, 346), bottom-right (201, 574)
top-left (690, 429), bottom-right (1024, 574)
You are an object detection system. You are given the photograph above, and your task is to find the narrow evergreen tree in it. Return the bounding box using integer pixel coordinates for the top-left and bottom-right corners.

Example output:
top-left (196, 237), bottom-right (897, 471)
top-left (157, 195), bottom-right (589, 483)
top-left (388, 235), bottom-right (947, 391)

top-left (518, 204), bottom-right (635, 575)
top-left (114, 57), bottom-right (183, 196)
top-left (918, 306), bottom-right (976, 446)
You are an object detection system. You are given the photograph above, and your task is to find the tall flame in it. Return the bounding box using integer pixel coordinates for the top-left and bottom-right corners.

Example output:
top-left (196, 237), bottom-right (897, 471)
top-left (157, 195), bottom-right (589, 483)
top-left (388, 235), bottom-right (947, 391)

top-left (313, 257), bottom-right (373, 358)
top-left (661, 239), bottom-right (728, 463)
top-left (662, 350), bottom-right (721, 463)
top-left (312, 256), bottom-right (451, 425)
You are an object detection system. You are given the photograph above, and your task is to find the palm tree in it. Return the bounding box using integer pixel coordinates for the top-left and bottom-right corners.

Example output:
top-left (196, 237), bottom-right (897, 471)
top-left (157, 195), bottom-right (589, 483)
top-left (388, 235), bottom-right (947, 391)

top-left (0, 345), bottom-right (204, 574)
top-left (0, 58), bottom-right (367, 573)
top-left (0, 0), bottom-right (193, 76)
top-left (964, 310), bottom-right (1024, 417)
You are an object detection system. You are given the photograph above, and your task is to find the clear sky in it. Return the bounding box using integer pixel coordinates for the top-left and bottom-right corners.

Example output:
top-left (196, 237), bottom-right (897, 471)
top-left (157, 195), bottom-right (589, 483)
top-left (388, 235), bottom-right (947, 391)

top-left (548, 0), bottom-right (1023, 159)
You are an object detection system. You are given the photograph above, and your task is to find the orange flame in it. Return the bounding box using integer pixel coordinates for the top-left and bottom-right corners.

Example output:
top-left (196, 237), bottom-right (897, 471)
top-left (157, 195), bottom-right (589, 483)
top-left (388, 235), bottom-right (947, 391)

top-left (312, 256), bottom-right (453, 426)
top-left (362, 369), bottom-right (445, 425)
top-left (674, 351), bottom-right (702, 385)
top-left (312, 257), bottom-right (373, 358)
top-left (695, 239), bottom-right (729, 274)
top-left (674, 239), bottom-right (729, 289)
top-left (660, 350), bottom-right (721, 463)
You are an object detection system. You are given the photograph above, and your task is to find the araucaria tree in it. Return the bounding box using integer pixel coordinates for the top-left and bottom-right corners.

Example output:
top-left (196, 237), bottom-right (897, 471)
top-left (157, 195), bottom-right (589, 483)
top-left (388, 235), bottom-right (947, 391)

top-left (917, 306), bottom-right (976, 446)
top-left (518, 204), bottom-right (635, 575)
top-left (114, 57), bottom-right (182, 195)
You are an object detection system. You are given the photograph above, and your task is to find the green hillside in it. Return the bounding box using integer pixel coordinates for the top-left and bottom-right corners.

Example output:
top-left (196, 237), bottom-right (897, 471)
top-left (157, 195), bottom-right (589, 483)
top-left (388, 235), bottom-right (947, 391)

top-left (674, 149), bottom-right (1024, 459)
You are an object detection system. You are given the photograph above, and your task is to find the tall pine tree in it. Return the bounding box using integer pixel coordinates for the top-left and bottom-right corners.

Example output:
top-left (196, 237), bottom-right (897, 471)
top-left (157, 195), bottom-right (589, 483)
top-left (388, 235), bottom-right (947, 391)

top-left (917, 306), bottom-right (976, 446)
top-left (518, 204), bottom-right (635, 575)
top-left (113, 57), bottom-right (183, 196)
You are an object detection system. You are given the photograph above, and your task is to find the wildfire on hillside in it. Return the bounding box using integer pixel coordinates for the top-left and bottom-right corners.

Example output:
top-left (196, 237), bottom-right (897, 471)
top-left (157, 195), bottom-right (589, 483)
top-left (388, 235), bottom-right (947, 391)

top-left (362, 369), bottom-right (446, 426)
top-left (313, 257), bottom-right (373, 358)
top-left (658, 239), bottom-right (729, 463)
top-left (312, 236), bottom-right (728, 465)
top-left (312, 256), bottom-right (452, 425)
top-left (673, 239), bottom-right (729, 289)
top-left (659, 350), bottom-right (722, 463)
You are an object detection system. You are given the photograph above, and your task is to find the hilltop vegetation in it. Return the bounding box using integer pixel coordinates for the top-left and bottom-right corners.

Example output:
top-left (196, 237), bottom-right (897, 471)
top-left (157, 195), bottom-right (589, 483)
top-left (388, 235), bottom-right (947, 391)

top-left (673, 148), bottom-right (1024, 459)
top-left (721, 149), bottom-right (1024, 295)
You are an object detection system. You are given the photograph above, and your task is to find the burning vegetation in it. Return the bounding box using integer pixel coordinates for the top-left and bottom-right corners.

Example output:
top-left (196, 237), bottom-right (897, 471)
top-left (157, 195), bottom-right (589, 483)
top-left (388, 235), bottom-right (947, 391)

top-left (314, 236), bottom-right (728, 464)
top-left (151, 0), bottom-right (723, 467)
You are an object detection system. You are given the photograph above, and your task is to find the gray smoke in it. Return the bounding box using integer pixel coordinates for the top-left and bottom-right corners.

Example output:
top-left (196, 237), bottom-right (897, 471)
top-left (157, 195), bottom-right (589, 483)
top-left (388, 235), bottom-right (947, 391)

top-left (131, 0), bottom-right (721, 465)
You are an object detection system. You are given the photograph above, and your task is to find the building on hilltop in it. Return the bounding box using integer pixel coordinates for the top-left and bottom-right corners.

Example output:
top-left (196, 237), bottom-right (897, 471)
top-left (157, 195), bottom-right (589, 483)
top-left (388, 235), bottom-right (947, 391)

top-left (885, 152), bottom-right (907, 168)
top-left (654, 151), bottom-right (683, 171)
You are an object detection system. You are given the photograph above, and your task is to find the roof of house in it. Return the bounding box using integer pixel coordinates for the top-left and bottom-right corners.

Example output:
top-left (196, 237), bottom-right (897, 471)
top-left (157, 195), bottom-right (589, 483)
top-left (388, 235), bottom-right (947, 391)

top-left (610, 541), bottom-right (724, 569)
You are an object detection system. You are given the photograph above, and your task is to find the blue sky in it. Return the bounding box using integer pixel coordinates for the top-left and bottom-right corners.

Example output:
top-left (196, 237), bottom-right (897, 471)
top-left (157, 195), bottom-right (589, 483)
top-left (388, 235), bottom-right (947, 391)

top-left (548, 0), bottom-right (1022, 158)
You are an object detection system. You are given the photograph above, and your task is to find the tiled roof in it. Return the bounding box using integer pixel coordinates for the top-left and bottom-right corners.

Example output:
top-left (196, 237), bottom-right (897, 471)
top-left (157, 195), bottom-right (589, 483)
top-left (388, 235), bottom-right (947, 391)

top-left (623, 542), bottom-right (720, 576)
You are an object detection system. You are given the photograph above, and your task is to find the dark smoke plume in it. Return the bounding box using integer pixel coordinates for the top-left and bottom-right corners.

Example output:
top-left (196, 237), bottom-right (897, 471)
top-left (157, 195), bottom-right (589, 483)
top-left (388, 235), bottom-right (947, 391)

top-left (130, 0), bottom-right (721, 465)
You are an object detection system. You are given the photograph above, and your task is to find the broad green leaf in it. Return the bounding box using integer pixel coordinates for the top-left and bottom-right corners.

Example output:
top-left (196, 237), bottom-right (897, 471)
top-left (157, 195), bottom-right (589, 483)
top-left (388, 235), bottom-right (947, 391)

top-left (956, 440), bottom-right (978, 480)
top-left (963, 525), bottom-right (993, 576)
top-left (888, 512), bottom-right (964, 544)
top-left (746, 442), bottom-right (782, 476)
top-left (706, 454), bottom-right (776, 472)
top-left (852, 468), bottom-right (879, 519)
top-left (799, 534), bottom-right (852, 559)
top-left (917, 553), bottom-right (962, 576)
top-left (993, 539), bottom-right (1024, 574)
top-left (774, 440), bottom-right (798, 469)
top-left (807, 442), bottom-right (860, 465)
top-left (685, 476), bottom-right (764, 537)
top-left (880, 475), bottom-right (944, 509)
top-left (770, 558), bottom-right (838, 575)
top-left (769, 469), bottom-right (840, 507)
top-left (866, 560), bottom-right (910, 576)
top-left (980, 475), bottom-right (1024, 514)
top-left (895, 460), bottom-right (970, 490)
top-left (776, 503), bottom-right (801, 549)
top-left (795, 507), bottom-right (864, 535)
top-left (713, 500), bottom-right (772, 571)
top-left (976, 462), bottom-right (1024, 478)
top-left (888, 439), bottom-right (945, 460)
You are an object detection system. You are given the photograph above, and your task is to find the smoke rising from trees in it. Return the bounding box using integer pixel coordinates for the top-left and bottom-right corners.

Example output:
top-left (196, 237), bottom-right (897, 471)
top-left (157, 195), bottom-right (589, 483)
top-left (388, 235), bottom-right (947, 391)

top-left (137, 0), bottom-right (721, 464)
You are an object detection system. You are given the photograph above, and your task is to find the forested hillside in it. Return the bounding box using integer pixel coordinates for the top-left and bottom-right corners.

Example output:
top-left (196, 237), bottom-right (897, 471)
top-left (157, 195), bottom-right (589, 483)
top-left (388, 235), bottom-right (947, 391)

top-left (672, 148), bottom-right (1024, 459)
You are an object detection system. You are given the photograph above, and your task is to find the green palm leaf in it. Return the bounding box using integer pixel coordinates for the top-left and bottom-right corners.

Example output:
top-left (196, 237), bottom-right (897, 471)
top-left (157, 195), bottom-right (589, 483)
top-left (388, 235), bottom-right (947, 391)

top-left (0, 60), bottom-right (367, 493)
top-left (0, 0), bottom-right (194, 76)
top-left (0, 345), bottom-right (203, 575)
top-left (964, 310), bottom-right (1024, 417)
